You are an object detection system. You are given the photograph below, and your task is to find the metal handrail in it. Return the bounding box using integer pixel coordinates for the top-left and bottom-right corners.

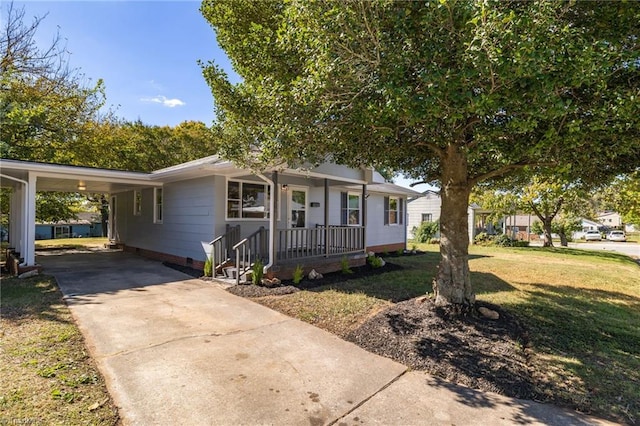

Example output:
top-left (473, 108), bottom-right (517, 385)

top-left (209, 225), bottom-right (240, 278)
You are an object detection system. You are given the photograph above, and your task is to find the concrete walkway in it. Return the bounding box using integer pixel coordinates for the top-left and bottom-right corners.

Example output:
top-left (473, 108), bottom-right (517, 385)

top-left (39, 250), bottom-right (614, 425)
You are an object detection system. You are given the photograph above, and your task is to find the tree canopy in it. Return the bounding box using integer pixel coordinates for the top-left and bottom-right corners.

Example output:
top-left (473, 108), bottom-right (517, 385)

top-left (202, 0), bottom-right (639, 306)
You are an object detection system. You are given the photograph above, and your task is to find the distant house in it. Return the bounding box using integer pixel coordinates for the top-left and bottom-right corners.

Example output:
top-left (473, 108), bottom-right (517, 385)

top-left (571, 218), bottom-right (604, 240)
top-left (502, 213), bottom-right (540, 241)
top-left (597, 211), bottom-right (623, 228)
top-left (35, 212), bottom-right (103, 240)
top-left (406, 191), bottom-right (496, 242)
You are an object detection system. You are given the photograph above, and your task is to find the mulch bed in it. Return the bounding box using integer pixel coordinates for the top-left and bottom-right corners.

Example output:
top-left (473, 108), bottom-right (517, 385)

top-left (346, 298), bottom-right (542, 401)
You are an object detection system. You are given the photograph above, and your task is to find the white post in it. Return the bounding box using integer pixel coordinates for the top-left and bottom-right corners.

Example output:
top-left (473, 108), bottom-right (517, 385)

top-left (9, 185), bottom-right (23, 251)
top-left (24, 172), bottom-right (37, 265)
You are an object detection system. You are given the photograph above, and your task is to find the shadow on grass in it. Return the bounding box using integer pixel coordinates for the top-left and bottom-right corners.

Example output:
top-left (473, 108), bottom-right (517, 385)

top-left (504, 283), bottom-right (640, 423)
top-left (0, 275), bottom-right (72, 326)
top-left (526, 246), bottom-right (639, 266)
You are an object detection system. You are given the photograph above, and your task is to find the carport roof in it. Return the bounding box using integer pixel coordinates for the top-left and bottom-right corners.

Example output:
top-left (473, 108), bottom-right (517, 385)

top-left (0, 159), bottom-right (157, 193)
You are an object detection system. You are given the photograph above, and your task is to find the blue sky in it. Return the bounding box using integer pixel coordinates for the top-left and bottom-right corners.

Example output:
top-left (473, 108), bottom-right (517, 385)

top-left (12, 1), bottom-right (432, 190)
top-left (14, 1), bottom-right (238, 127)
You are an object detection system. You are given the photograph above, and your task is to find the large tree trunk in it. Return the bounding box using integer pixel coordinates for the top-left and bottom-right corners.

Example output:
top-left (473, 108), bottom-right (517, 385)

top-left (433, 145), bottom-right (475, 307)
top-left (541, 219), bottom-right (554, 247)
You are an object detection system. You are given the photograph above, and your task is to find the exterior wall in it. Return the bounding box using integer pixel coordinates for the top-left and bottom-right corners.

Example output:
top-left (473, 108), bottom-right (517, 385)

top-left (115, 175), bottom-right (216, 263)
top-left (365, 192), bottom-right (406, 248)
top-left (35, 223), bottom-right (102, 240)
top-left (407, 192), bottom-right (441, 239)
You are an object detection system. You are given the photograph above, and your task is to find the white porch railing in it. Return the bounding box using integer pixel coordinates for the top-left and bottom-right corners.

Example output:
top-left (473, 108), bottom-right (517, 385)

top-left (277, 226), bottom-right (364, 261)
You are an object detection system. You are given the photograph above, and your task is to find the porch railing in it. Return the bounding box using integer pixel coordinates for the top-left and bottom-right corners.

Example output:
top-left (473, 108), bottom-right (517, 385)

top-left (232, 226), bottom-right (268, 285)
top-left (277, 226), bottom-right (364, 261)
top-left (209, 224), bottom-right (241, 278)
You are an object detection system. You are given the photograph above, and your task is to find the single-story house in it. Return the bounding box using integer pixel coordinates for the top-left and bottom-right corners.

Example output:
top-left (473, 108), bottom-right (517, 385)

top-left (502, 213), bottom-right (540, 241)
top-left (406, 190), bottom-right (496, 242)
top-left (35, 212), bottom-right (103, 240)
top-left (1, 157), bottom-right (420, 278)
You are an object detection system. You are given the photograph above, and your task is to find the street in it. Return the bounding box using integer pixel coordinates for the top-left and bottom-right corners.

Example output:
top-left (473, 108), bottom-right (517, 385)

top-left (568, 241), bottom-right (640, 258)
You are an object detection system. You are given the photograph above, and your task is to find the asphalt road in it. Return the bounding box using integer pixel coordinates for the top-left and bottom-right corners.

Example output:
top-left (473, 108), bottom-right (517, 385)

top-left (567, 241), bottom-right (640, 258)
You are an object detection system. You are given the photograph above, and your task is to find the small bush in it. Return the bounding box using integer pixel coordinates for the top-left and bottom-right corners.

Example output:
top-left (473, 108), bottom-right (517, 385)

top-left (252, 259), bottom-right (264, 285)
top-left (340, 256), bottom-right (353, 274)
top-left (369, 256), bottom-right (384, 268)
top-left (474, 232), bottom-right (490, 244)
top-left (412, 220), bottom-right (440, 243)
top-left (292, 265), bottom-right (304, 284)
top-left (396, 248), bottom-right (404, 256)
top-left (203, 257), bottom-right (213, 277)
top-left (493, 234), bottom-right (515, 247)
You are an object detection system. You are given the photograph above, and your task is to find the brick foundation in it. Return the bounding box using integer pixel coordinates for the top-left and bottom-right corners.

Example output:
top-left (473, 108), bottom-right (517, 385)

top-left (366, 242), bottom-right (406, 254)
top-left (123, 245), bottom-right (205, 271)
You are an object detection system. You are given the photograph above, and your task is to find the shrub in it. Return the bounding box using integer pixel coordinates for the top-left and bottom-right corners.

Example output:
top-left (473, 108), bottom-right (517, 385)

top-left (396, 248), bottom-right (404, 256)
top-left (340, 256), bottom-right (353, 274)
top-left (292, 264), bottom-right (304, 284)
top-left (252, 259), bottom-right (264, 285)
top-left (203, 257), bottom-right (213, 277)
top-left (493, 234), bottom-right (515, 247)
top-left (412, 220), bottom-right (440, 243)
top-left (474, 232), bottom-right (490, 244)
top-left (369, 256), bottom-right (384, 268)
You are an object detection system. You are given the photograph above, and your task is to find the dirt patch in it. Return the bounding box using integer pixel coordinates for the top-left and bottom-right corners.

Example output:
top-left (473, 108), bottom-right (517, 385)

top-left (227, 284), bottom-right (300, 297)
top-left (346, 298), bottom-right (541, 401)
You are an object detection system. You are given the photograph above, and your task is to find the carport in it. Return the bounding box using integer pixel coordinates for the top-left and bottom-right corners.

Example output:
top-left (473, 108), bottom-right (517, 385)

top-left (0, 159), bottom-right (159, 269)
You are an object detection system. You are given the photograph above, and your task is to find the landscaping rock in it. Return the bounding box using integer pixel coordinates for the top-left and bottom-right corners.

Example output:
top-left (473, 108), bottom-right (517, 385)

top-left (18, 270), bottom-right (39, 279)
top-left (308, 269), bottom-right (323, 280)
top-left (478, 306), bottom-right (500, 320)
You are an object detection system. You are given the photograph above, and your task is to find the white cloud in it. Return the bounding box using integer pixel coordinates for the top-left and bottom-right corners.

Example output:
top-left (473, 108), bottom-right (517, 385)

top-left (141, 95), bottom-right (186, 108)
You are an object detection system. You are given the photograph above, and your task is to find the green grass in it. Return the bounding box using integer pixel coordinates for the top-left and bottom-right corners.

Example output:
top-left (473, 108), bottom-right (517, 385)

top-left (255, 243), bottom-right (640, 423)
top-left (0, 275), bottom-right (119, 424)
top-left (35, 237), bottom-right (108, 249)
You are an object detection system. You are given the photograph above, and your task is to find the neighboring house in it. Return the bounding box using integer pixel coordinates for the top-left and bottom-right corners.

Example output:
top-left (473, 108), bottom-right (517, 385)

top-left (572, 218), bottom-right (604, 240)
top-left (1, 157), bottom-right (419, 277)
top-left (597, 211), bottom-right (623, 228)
top-left (406, 191), bottom-right (496, 242)
top-left (35, 212), bottom-right (103, 240)
top-left (502, 213), bottom-right (540, 241)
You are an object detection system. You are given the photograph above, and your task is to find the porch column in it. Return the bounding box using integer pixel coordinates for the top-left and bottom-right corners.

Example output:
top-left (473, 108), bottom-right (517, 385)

top-left (272, 171), bottom-right (278, 262)
top-left (324, 179), bottom-right (330, 257)
top-left (362, 184), bottom-right (367, 253)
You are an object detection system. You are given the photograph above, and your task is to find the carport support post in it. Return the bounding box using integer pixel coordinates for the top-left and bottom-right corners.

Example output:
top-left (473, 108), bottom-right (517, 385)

top-left (24, 172), bottom-right (36, 265)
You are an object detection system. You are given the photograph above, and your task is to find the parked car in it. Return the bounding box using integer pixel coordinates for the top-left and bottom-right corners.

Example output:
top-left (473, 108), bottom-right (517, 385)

top-left (584, 230), bottom-right (602, 241)
top-left (607, 230), bottom-right (627, 242)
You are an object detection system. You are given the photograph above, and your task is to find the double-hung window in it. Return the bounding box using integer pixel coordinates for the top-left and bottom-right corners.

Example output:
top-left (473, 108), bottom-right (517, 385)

top-left (421, 213), bottom-right (432, 223)
top-left (153, 188), bottom-right (163, 224)
top-left (226, 180), bottom-right (271, 219)
top-left (341, 192), bottom-right (361, 225)
top-left (384, 196), bottom-right (404, 225)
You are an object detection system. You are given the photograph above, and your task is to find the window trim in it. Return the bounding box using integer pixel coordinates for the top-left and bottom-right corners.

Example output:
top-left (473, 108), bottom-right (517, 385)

top-left (384, 196), bottom-right (404, 226)
top-left (421, 213), bottom-right (433, 223)
top-left (225, 178), bottom-right (271, 221)
top-left (388, 196), bottom-right (400, 226)
top-left (54, 225), bottom-right (70, 239)
top-left (133, 190), bottom-right (142, 216)
top-left (153, 187), bottom-right (163, 224)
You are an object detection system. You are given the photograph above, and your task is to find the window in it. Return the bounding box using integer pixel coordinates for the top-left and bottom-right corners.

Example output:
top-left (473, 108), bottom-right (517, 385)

top-left (341, 192), bottom-right (361, 225)
top-left (133, 190), bottom-right (142, 216)
top-left (54, 225), bottom-right (70, 239)
top-left (384, 196), bottom-right (404, 226)
top-left (421, 213), bottom-right (432, 223)
top-left (226, 180), bottom-right (270, 219)
top-left (154, 188), bottom-right (163, 224)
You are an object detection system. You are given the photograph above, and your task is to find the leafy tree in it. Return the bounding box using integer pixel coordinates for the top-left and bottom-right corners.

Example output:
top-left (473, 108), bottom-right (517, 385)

top-left (600, 173), bottom-right (640, 227)
top-left (530, 215), bottom-right (582, 246)
top-left (212, 1), bottom-right (638, 305)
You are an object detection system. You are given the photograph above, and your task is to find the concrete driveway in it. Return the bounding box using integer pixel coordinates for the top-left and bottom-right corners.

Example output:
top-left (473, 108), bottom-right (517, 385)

top-left (38, 250), bottom-right (614, 425)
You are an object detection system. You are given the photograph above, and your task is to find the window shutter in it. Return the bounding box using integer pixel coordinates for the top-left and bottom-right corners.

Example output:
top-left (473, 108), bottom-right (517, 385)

top-left (341, 192), bottom-right (348, 225)
top-left (399, 198), bottom-right (404, 225)
top-left (384, 196), bottom-right (389, 225)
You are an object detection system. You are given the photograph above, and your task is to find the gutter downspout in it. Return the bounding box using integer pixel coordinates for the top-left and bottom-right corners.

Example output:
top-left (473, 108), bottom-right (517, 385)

top-left (256, 172), bottom-right (275, 273)
top-left (1, 173), bottom-right (30, 266)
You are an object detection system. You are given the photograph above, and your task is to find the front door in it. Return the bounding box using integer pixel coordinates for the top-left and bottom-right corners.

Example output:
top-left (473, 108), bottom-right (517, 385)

top-left (287, 187), bottom-right (308, 250)
top-left (288, 187), bottom-right (307, 228)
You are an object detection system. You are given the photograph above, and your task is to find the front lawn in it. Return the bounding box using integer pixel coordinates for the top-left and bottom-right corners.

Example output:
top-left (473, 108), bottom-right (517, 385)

top-left (0, 275), bottom-right (119, 424)
top-left (253, 244), bottom-right (640, 424)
